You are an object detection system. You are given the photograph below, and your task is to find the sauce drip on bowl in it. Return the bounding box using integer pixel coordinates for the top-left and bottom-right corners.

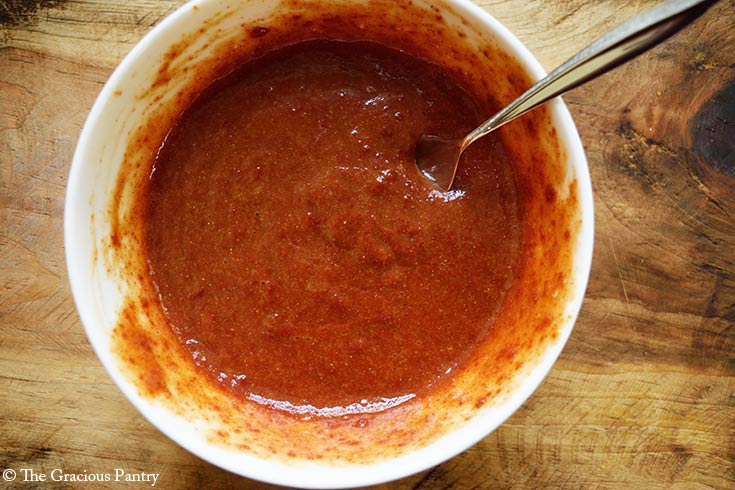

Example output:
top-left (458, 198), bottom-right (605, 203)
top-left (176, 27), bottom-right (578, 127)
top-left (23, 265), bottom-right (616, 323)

top-left (144, 40), bottom-right (521, 415)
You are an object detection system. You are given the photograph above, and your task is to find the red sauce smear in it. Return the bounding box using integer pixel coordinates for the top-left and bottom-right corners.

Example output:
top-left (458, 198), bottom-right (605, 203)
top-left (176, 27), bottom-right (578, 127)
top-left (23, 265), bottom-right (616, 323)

top-left (144, 40), bottom-right (521, 416)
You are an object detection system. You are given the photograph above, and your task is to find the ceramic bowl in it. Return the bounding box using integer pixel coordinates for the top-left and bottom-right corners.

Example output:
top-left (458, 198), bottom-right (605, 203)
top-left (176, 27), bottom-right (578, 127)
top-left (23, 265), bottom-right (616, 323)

top-left (65, 0), bottom-right (593, 487)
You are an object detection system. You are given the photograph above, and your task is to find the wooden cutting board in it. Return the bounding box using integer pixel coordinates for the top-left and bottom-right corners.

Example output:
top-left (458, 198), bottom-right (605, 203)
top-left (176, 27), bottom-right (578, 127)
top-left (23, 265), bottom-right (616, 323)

top-left (1, 0), bottom-right (733, 488)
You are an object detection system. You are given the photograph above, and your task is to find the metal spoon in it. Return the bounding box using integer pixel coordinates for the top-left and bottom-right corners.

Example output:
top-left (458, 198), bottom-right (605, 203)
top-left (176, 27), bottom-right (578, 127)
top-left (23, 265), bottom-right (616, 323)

top-left (415, 0), bottom-right (717, 190)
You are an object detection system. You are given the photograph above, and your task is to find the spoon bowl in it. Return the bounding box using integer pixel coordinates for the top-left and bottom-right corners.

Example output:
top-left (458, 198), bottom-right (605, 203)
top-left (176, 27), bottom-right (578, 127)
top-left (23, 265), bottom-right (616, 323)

top-left (415, 135), bottom-right (465, 188)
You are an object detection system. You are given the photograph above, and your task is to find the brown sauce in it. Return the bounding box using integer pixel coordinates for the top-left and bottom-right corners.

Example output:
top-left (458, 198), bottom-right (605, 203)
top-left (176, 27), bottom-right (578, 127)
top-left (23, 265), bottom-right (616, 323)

top-left (144, 40), bottom-right (521, 415)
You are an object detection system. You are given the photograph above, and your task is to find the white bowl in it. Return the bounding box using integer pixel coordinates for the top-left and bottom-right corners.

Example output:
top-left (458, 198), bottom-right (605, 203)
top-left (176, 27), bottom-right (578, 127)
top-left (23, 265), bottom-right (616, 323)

top-left (65, 0), bottom-right (593, 487)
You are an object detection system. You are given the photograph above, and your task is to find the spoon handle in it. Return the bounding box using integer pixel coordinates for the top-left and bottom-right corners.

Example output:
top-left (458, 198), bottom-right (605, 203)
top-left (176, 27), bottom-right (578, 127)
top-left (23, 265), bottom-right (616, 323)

top-left (464, 0), bottom-right (717, 146)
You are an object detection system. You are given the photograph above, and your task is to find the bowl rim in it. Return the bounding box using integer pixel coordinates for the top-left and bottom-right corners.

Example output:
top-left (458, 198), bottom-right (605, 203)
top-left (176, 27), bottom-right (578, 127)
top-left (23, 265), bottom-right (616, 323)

top-left (64, 0), bottom-right (594, 487)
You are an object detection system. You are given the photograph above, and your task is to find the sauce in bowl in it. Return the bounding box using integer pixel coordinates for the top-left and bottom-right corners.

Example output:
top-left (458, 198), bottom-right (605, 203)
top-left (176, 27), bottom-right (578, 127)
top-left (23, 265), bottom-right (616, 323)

top-left (99, 0), bottom-right (585, 467)
top-left (144, 39), bottom-right (521, 415)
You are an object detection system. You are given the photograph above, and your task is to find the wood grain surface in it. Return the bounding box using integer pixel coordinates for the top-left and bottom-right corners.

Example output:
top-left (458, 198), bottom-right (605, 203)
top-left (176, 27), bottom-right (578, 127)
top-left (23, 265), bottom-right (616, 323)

top-left (1, 0), bottom-right (734, 489)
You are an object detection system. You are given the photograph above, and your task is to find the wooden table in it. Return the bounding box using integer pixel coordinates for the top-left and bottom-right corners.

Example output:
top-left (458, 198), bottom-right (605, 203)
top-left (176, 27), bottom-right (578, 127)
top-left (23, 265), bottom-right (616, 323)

top-left (2, 1), bottom-right (733, 488)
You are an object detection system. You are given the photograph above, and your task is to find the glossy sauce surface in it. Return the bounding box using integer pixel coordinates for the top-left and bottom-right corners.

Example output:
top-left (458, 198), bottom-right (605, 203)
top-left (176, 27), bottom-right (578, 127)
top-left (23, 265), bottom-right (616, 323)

top-left (144, 40), bottom-right (521, 415)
